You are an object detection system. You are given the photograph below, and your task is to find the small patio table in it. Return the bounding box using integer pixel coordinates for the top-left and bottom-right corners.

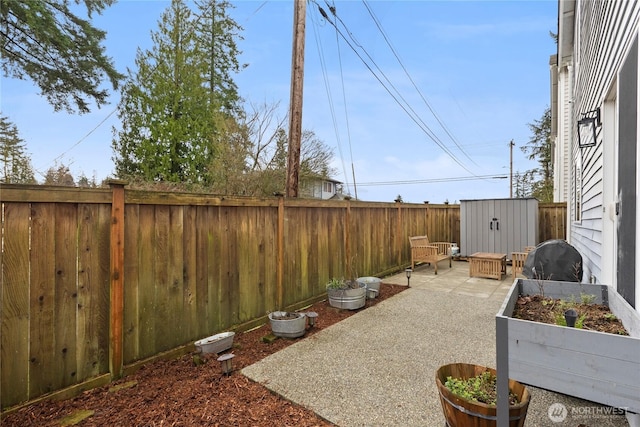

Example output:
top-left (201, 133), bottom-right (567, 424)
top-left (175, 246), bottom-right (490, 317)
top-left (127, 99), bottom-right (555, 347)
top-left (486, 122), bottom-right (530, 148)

top-left (469, 252), bottom-right (507, 280)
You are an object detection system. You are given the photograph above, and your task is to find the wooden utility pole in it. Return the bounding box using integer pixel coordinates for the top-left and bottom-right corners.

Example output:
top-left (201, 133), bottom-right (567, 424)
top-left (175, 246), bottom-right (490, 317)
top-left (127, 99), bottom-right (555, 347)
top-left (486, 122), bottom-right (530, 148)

top-left (286, 0), bottom-right (306, 197)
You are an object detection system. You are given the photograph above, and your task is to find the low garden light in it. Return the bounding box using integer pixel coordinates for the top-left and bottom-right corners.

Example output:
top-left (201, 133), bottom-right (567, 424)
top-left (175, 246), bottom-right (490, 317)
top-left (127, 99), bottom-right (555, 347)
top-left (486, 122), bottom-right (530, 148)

top-left (217, 353), bottom-right (235, 376)
top-left (405, 268), bottom-right (412, 288)
top-left (306, 311), bottom-right (318, 327)
top-left (564, 309), bottom-right (578, 327)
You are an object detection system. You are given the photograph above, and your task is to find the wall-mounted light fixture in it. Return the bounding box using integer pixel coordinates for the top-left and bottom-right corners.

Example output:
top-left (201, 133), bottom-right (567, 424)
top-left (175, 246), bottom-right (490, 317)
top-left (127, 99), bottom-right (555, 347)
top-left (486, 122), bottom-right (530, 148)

top-left (577, 108), bottom-right (601, 148)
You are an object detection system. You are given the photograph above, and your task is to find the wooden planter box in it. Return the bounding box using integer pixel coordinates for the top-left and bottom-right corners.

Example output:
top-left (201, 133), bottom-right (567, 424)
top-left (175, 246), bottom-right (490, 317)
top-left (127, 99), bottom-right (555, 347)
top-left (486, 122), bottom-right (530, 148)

top-left (495, 279), bottom-right (640, 421)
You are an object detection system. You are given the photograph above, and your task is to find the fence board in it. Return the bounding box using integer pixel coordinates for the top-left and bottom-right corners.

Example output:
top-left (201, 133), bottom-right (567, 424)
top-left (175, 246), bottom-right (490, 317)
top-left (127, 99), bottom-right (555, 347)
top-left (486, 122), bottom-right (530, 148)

top-left (1, 203), bottom-right (31, 405)
top-left (76, 204), bottom-right (110, 382)
top-left (137, 205), bottom-right (157, 360)
top-left (167, 205), bottom-right (184, 350)
top-left (29, 204), bottom-right (56, 398)
top-left (54, 203), bottom-right (78, 390)
top-left (123, 205), bottom-right (140, 364)
top-left (195, 206), bottom-right (213, 337)
top-left (183, 206), bottom-right (198, 342)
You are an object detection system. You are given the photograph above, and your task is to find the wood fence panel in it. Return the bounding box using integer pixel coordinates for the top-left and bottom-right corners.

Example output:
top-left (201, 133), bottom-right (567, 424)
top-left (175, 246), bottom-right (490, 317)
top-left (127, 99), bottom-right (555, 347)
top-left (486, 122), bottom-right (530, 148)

top-left (222, 206), bottom-right (240, 328)
top-left (152, 205), bottom-right (173, 353)
top-left (199, 206), bottom-right (219, 336)
top-left (238, 207), bottom-right (256, 322)
top-left (539, 203), bottom-right (567, 242)
top-left (0, 186), bottom-right (568, 409)
top-left (213, 206), bottom-right (229, 331)
top-left (183, 206), bottom-right (198, 341)
top-left (1, 203), bottom-right (31, 405)
top-left (136, 204), bottom-right (157, 360)
top-left (29, 203), bottom-right (56, 398)
top-left (282, 206), bottom-right (306, 308)
top-left (54, 204), bottom-right (80, 390)
top-left (313, 207), bottom-right (330, 298)
top-left (76, 204), bottom-right (110, 382)
top-left (167, 205), bottom-right (184, 351)
top-left (123, 205), bottom-right (140, 364)
top-left (350, 205), bottom-right (397, 277)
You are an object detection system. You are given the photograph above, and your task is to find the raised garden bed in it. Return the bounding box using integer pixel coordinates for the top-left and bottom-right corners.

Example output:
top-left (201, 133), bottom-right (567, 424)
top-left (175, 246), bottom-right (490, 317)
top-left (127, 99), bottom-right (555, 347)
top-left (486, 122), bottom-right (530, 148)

top-left (495, 279), bottom-right (640, 424)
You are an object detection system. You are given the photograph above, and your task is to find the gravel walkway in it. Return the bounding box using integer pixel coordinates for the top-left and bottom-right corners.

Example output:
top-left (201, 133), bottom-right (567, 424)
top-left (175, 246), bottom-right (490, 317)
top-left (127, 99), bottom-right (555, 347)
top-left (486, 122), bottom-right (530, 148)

top-left (242, 262), bottom-right (630, 427)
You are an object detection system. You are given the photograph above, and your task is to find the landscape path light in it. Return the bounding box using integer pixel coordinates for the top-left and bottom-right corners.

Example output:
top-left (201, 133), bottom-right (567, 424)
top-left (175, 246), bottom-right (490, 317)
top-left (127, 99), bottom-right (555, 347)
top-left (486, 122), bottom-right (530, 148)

top-left (405, 268), bottom-right (412, 288)
top-left (306, 311), bottom-right (318, 327)
top-left (217, 353), bottom-right (235, 376)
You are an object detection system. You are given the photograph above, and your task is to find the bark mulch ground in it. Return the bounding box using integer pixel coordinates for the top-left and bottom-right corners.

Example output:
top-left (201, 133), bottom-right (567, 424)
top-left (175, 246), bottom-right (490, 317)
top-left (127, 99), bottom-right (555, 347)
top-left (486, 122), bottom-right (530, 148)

top-left (2, 283), bottom-right (407, 427)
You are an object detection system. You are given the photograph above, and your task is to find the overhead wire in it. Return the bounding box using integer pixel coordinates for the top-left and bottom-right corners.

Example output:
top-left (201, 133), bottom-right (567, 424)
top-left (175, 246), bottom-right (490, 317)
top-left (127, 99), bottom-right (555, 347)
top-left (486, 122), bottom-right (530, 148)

top-left (309, 5), bottom-right (352, 196)
top-left (314, 1), bottom-right (474, 175)
top-left (354, 174), bottom-right (508, 187)
top-left (329, 1), bottom-right (359, 200)
top-left (361, 0), bottom-right (476, 166)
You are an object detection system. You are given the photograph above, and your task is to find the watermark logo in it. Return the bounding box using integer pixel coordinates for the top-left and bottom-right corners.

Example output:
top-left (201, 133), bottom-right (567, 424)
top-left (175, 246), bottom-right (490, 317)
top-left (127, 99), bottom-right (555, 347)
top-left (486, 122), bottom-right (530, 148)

top-left (548, 403), bottom-right (568, 423)
top-left (548, 402), bottom-right (627, 423)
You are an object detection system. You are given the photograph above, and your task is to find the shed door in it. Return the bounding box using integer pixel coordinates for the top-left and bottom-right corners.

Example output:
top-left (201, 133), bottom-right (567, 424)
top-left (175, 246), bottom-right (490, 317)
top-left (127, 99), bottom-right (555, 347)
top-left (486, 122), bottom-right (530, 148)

top-left (617, 37), bottom-right (637, 308)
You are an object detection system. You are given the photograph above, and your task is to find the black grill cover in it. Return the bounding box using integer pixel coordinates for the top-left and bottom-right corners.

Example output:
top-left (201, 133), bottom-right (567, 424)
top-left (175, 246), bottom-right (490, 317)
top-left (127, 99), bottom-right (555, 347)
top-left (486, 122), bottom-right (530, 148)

top-left (523, 239), bottom-right (583, 282)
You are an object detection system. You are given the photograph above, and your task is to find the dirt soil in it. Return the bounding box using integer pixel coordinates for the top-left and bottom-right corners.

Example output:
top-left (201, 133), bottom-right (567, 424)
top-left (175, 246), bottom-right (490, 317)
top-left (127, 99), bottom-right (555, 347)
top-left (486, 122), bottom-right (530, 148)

top-left (2, 283), bottom-right (407, 427)
top-left (512, 294), bottom-right (629, 335)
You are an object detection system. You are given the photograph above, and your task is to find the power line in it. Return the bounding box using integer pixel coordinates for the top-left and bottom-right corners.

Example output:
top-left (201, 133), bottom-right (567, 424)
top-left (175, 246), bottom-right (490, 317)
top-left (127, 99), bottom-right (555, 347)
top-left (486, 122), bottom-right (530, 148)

top-left (309, 5), bottom-right (353, 196)
top-left (313, 1), bottom-right (474, 175)
top-left (361, 0), bottom-right (476, 167)
top-left (350, 174), bottom-right (508, 187)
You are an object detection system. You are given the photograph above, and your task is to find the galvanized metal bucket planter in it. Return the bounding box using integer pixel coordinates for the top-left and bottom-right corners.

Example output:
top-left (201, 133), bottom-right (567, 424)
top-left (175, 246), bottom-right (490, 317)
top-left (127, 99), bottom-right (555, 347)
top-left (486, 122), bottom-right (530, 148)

top-left (268, 311), bottom-right (307, 338)
top-left (495, 279), bottom-right (640, 421)
top-left (435, 363), bottom-right (530, 427)
top-left (357, 276), bottom-right (381, 299)
top-left (194, 331), bottom-right (235, 354)
top-left (327, 282), bottom-right (367, 310)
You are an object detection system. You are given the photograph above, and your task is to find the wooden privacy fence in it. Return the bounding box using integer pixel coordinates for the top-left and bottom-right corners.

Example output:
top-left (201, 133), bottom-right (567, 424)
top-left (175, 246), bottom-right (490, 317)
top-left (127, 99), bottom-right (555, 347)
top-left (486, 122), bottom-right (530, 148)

top-left (0, 183), bottom-right (566, 410)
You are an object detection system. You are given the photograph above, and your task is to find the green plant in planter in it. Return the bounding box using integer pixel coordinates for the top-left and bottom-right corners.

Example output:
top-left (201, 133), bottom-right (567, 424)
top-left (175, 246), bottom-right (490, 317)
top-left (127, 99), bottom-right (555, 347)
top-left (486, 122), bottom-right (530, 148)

top-left (445, 371), bottom-right (519, 406)
top-left (326, 277), bottom-right (347, 290)
top-left (326, 277), bottom-right (360, 290)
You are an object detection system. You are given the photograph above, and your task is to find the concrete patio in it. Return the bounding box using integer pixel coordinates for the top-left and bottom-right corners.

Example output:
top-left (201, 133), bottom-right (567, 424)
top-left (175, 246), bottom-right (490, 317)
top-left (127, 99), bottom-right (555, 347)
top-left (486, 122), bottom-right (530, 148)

top-left (242, 259), bottom-right (630, 426)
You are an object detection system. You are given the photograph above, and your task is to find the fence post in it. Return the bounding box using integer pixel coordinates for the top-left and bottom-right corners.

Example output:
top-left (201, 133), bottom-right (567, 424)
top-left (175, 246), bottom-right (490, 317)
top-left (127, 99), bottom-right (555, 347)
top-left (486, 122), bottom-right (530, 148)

top-left (277, 194), bottom-right (285, 309)
top-left (108, 180), bottom-right (126, 379)
top-left (345, 199), bottom-right (352, 278)
top-left (396, 200), bottom-right (403, 266)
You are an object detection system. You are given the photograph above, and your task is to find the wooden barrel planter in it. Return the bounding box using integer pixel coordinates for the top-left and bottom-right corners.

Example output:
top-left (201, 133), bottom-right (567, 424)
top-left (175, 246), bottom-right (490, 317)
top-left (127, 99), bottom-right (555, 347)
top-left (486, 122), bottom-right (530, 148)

top-left (435, 363), bottom-right (530, 427)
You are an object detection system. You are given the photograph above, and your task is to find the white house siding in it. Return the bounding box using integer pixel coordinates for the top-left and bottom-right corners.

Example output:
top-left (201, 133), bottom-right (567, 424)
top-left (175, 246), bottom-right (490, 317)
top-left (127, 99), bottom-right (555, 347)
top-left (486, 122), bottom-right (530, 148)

top-left (559, 0), bottom-right (639, 309)
top-left (553, 62), bottom-right (572, 203)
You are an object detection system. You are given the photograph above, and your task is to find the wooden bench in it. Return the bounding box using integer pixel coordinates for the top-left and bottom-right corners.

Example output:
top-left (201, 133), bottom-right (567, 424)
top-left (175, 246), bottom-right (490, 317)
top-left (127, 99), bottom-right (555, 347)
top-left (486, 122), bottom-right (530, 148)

top-left (409, 236), bottom-right (452, 275)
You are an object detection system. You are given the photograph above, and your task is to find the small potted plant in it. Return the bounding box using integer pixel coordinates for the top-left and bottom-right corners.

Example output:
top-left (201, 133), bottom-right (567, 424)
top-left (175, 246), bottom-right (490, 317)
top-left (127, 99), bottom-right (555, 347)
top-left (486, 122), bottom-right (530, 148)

top-left (435, 363), bottom-right (530, 427)
top-left (326, 277), bottom-right (366, 310)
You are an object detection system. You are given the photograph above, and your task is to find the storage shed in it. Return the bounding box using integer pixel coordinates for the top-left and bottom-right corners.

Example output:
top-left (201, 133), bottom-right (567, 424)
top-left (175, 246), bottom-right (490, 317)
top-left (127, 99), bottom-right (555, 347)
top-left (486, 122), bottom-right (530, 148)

top-left (460, 198), bottom-right (538, 259)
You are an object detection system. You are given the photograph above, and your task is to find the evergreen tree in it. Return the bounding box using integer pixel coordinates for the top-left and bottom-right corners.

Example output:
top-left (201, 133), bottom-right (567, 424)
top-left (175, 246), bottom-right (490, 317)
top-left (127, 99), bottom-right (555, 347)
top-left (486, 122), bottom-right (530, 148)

top-left (520, 107), bottom-right (553, 202)
top-left (1, 0), bottom-right (123, 114)
top-left (112, 0), bottom-right (242, 185)
top-left (0, 114), bottom-right (36, 183)
top-left (193, 0), bottom-right (244, 113)
top-left (44, 163), bottom-right (75, 186)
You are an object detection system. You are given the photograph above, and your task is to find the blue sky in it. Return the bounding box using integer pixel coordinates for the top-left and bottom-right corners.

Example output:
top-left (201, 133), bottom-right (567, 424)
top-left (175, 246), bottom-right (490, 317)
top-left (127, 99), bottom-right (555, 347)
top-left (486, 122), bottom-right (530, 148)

top-left (1, 0), bottom-right (558, 203)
